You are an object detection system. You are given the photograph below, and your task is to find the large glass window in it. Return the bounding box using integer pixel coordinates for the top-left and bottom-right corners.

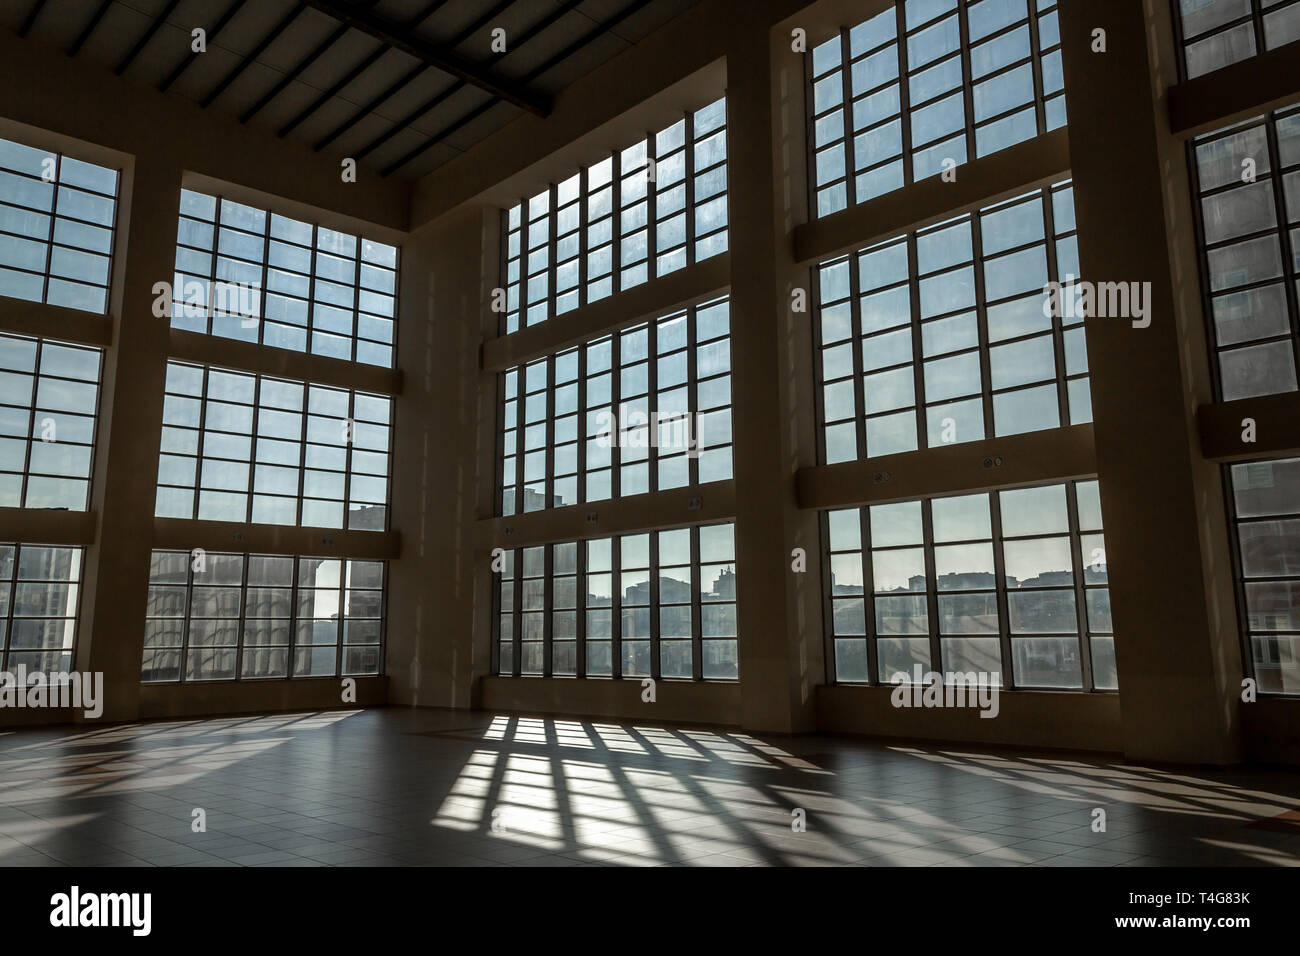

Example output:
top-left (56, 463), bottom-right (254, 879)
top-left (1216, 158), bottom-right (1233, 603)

top-left (495, 522), bottom-right (737, 680)
top-left (808, 0), bottom-right (1064, 217)
top-left (824, 479), bottom-right (1114, 690)
top-left (0, 136), bottom-right (118, 314)
top-left (0, 332), bottom-right (101, 510)
top-left (1189, 106), bottom-right (1300, 401)
top-left (155, 361), bottom-right (391, 530)
top-left (172, 189), bottom-right (399, 367)
top-left (501, 98), bottom-right (728, 333)
top-left (1226, 456), bottom-right (1300, 694)
top-left (141, 550), bottom-right (384, 683)
top-left (816, 180), bottom-right (1086, 463)
top-left (1175, 0), bottom-right (1300, 79)
top-left (499, 296), bottom-right (732, 515)
top-left (0, 543), bottom-right (83, 674)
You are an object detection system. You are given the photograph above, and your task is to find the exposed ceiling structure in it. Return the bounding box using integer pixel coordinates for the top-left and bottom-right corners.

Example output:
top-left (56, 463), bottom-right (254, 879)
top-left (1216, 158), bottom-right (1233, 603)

top-left (4, 0), bottom-right (700, 180)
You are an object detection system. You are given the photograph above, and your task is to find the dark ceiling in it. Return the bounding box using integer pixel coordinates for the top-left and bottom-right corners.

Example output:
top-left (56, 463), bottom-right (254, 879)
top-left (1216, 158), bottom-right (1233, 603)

top-left (4, 0), bottom-right (701, 180)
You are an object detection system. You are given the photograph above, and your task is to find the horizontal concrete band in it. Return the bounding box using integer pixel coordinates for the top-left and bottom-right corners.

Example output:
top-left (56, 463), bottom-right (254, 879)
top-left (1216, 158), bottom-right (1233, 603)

top-left (792, 129), bottom-right (1072, 267)
top-left (475, 480), bottom-right (737, 551)
top-left (0, 300), bottom-right (114, 348)
top-left (0, 507), bottom-right (97, 546)
top-left (797, 424), bottom-right (1098, 511)
top-left (1199, 393), bottom-right (1300, 462)
top-left (153, 517), bottom-right (401, 560)
top-left (481, 254), bottom-right (731, 372)
top-left (169, 329), bottom-right (403, 396)
top-left (1167, 43), bottom-right (1300, 139)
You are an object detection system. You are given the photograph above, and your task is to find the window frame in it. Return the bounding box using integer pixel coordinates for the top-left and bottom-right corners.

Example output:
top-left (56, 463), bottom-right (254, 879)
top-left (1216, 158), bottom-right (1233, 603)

top-left (805, 0), bottom-right (1065, 218)
top-left (819, 479), bottom-right (1114, 691)
top-left (1186, 106), bottom-right (1300, 403)
top-left (500, 98), bottom-right (729, 334)
top-left (0, 542), bottom-right (84, 675)
top-left (156, 360), bottom-right (394, 532)
top-left (498, 296), bottom-right (733, 516)
top-left (492, 521), bottom-right (738, 682)
top-left (140, 550), bottom-right (386, 684)
top-left (812, 179), bottom-right (1086, 464)
top-left (0, 136), bottom-right (120, 315)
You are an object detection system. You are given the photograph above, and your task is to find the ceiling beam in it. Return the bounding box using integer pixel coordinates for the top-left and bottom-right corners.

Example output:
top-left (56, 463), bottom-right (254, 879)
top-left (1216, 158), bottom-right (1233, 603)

top-left (352, 0), bottom-right (582, 163)
top-left (19, 0), bottom-right (48, 38)
top-left (297, 0), bottom-right (551, 116)
top-left (67, 0), bottom-right (114, 57)
top-left (115, 0), bottom-right (183, 75)
top-left (240, 22), bottom-right (349, 122)
top-left (276, 0), bottom-right (448, 138)
top-left (382, 0), bottom-right (652, 176)
top-left (159, 0), bottom-right (249, 92)
top-left (240, 0), bottom-right (383, 123)
top-left (201, 2), bottom-right (306, 108)
top-left (313, 0), bottom-right (516, 153)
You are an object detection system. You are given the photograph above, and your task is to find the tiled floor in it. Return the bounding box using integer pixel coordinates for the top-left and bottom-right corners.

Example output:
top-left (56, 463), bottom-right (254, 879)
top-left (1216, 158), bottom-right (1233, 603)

top-left (0, 707), bottom-right (1297, 866)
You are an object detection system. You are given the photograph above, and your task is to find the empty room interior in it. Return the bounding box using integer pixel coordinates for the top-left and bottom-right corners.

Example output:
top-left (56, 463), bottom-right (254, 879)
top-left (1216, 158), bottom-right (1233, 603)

top-left (2, 0), bottom-right (1300, 877)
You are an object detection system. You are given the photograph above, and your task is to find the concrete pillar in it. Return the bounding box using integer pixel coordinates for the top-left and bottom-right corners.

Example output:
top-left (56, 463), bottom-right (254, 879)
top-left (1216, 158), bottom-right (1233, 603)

top-left (726, 22), bottom-right (825, 733)
top-left (385, 205), bottom-right (497, 708)
top-left (77, 158), bottom-right (182, 723)
top-left (1059, 0), bottom-right (1243, 763)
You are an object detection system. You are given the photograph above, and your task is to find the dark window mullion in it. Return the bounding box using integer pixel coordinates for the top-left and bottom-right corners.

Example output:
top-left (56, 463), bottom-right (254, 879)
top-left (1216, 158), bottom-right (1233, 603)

top-left (837, 26), bottom-right (858, 208)
top-left (646, 132), bottom-right (657, 281)
top-left (1041, 187), bottom-right (1072, 429)
top-left (491, 548), bottom-right (501, 676)
top-left (896, 4), bottom-right (915, 190)
top-left (578, 169), bottom-right (590, 309)
top-left (988, 490), bottom-right (1016, 690)
top-left (921, 499), bottom-right (942, 673)
top-left (247, 374), bottom-right (262, 525)
top-left (611, 330), bottom-right (622, 501)
top-left (341, 392), bottom-right (355, 532)
top-left (545, 356), bottom-right (556, 509)
top-left (1065, 481), bottom-right (1095, 692)
top-left (690, 525), bottom-right (702, 681)
top-left (846, 258), bottom-right (869, 460)
top-left (685, 109), bottom-right (698, 267)
top-left (181, 545), bottom-right (196, 683)
top-left (576, 537), bottom-right (588, 679)
top-left (906, 235), bottom-right (928, 450)
top-left (649, 530), bottom-right (661, 681)
top-left (686, 303), bottom-right (700, 484)
top-left (19, 340), bottom-right (42, 508)
top-left (969, 212), bottom-right (997, 438)
top-left (955, 1), bottom-right (978, 166)
top-left (512, 548), bottom-right (523, 678)
top-left (611, 150), bottom-right (623, 297)
top-left (194, 366), bottom-right (211, 522)
top-left (612, 535), bottom-right (623, 680)
top-left (207, 200), bottom-right (224, 337)
top-left (542, 544), bottom-right (553, 678)
top-left (819, 510), bottom-right (838, 681)
top-left (647, 315), bottom-right (659, 493)
top-left (1026, 0), bottom-right (1048, 135)
top-left (862, 505), bottom-right (880, 684)
top-left (1221, 461), bottom-right (1257, 688)
top-left (498, 208), bottom-right (511, 336)
top-left (547, 182), bottom-right (559, 326)
top-left (236, 549), bottom-right (251, 681)
top-left (39, 154), bottom-right (59, 306)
